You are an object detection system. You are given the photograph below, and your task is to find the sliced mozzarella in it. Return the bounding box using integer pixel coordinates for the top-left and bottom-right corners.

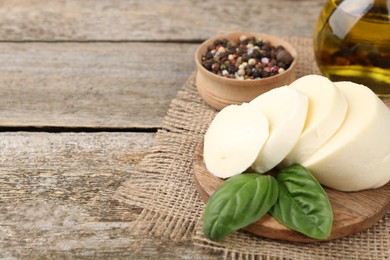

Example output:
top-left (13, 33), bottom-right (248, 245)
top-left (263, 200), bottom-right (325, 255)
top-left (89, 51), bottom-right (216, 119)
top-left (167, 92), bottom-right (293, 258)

top-left (283, 75), bottom-right (348, 165)
top-left (204, 103), bottom-right (269, 178)
top-left (250, 86), bottom-right (308, 173)
top-left (303, 82), bottom-right (390, 191)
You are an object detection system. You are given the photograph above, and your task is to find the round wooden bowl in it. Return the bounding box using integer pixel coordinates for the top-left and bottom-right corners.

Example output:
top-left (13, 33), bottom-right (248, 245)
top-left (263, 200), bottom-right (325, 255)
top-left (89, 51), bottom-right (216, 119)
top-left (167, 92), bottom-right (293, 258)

top-left (194, 32), bottom-right (298, 110)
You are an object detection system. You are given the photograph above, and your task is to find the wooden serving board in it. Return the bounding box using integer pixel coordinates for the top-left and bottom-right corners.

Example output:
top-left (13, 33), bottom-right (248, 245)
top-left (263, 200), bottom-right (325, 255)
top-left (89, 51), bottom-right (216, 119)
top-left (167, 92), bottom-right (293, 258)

top-left (193, 141), bottom-right (390, 243)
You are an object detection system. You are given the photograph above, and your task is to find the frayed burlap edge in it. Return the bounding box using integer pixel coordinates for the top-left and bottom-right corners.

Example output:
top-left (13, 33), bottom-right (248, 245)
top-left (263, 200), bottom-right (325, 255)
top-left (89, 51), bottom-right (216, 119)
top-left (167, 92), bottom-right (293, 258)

top-left (114, 37), bottom-right (390, 259)
top-left (114, 72), bottom-right (217, 243)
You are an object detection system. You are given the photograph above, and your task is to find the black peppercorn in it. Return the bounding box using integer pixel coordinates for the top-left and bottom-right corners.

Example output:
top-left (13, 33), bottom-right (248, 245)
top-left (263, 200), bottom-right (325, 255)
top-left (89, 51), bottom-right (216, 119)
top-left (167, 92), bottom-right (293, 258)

top-left (277, 50), bottom-right (294, 64)
top-left (277, 61), bottom-right (287, 69)
top-left (241, 54), bottom-right (249, 62)
top-left (252, 70), bottom-right (260, 78)
top-left (261, 70), bottom-right (270, 78)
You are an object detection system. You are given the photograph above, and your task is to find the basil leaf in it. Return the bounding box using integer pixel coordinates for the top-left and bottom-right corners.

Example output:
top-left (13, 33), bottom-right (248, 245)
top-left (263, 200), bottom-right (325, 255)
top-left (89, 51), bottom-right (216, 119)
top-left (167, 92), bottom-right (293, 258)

top-left (203, 174), bottom-right (279, 241)
top-left (269, 164), bottom-right (333, 240)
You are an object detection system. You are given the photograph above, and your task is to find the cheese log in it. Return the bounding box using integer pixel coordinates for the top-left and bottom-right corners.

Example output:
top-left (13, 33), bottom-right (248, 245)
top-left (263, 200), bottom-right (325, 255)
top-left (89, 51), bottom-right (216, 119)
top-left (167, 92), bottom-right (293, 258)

top-left (250, 86), bottom-right (308, 173)
top-left (303, 82), bottom-right (390, 191)
top-left (283, 75), bottom-right (348, 165)
top-left (204, 103), bottom-right (269, 179)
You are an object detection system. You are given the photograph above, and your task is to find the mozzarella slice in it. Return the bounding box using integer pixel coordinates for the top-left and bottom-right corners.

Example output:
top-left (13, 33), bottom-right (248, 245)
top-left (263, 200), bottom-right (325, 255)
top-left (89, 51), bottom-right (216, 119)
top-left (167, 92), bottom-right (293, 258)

top-left (283, 75), bottom-right (348, 165)
top-left (250, 86), bottom-right (308, 173)
top-left (204, 103), bottom-right (269, 178)
top-left (303, 82), bottom-right (390, 191)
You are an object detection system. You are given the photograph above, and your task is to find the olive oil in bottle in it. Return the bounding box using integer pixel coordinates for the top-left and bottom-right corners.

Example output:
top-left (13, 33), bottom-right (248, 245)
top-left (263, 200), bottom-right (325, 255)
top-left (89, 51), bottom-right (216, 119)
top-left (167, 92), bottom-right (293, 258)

top-left (314, 0), bottom-right (390, 97)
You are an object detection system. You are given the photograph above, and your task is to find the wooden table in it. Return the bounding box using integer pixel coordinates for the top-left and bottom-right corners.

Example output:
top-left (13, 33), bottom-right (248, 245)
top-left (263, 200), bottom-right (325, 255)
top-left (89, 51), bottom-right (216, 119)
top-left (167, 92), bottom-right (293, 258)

top-left (0, 0), bottom-right (326, 258)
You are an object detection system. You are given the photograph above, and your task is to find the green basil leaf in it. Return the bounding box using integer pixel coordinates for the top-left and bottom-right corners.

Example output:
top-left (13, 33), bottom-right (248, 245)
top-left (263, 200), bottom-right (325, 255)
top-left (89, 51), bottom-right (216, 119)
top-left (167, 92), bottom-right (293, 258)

top-left (269, 164), bottom-right (333, 240)
top-left (203, 173), bottom-right (278, 241)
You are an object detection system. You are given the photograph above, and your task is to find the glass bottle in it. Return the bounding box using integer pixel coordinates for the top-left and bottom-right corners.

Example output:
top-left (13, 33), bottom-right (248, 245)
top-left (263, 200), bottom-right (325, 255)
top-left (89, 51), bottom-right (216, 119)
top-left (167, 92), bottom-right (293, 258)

top-left (314, 0), bottom-right (390, 97)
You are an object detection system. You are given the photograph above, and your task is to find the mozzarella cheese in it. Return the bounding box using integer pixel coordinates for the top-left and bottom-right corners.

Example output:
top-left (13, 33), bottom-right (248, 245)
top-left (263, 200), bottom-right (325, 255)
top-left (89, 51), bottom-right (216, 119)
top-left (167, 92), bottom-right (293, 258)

top-left (250, 86), bottom-right (308, 173)
top-left (283, 75), bottom-right (348, 165)
top-left (204, 103), bottom-right (269, 178)
top-left (303, 82), bottom-right (390, 191)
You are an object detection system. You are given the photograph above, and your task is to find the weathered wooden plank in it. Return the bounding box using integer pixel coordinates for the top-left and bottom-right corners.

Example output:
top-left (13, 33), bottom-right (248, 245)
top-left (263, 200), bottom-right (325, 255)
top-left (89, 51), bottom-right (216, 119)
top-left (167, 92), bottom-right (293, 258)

top-left (0, 132), bottom-right (217, 258)
top-left (0, 42), bottom-right (197, 128)
top-left (0, 0), bottom-right (325, 41)
top-left (0, 132), bottom-right (152, 215)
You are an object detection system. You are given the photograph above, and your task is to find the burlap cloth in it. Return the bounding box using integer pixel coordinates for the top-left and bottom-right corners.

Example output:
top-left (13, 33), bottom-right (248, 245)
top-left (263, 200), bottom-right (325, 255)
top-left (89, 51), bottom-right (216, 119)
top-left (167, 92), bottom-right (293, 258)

top-left (114, 37), bottom-right (390, 259)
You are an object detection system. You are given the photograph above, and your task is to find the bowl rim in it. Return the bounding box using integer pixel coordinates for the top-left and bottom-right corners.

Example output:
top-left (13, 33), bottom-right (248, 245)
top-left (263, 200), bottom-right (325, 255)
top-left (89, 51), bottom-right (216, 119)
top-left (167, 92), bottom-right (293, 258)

top-left (194, 31), bottom-right (298, 83)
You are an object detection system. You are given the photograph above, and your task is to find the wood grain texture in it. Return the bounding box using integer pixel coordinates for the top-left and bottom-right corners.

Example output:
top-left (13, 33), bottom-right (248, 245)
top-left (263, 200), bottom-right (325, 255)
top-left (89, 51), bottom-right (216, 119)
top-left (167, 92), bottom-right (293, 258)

top-left (0, 132), bottom-right (151, 218)
top-left (193, 142), bottom-right (390, 243)
top-left (0, 132), bottom-right (150, 257)
top-left (0, 132), bottom-right (207, 258)
top-left (0, 0), bottom-right (325, 41)
top-left (0, 42), bottom-right (196, 128)
top-left (0, 132), bottom-right (218, 258)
